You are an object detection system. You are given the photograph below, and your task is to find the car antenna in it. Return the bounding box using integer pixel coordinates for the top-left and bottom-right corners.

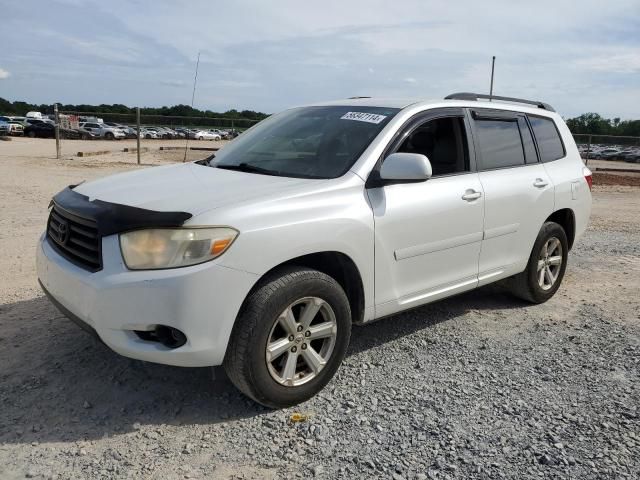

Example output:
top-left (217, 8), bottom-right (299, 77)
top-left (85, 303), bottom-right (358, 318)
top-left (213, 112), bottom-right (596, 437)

top-left (183, 51), bottom-right (201, 163)
top-left (489, 56), bottom-right (496, 101)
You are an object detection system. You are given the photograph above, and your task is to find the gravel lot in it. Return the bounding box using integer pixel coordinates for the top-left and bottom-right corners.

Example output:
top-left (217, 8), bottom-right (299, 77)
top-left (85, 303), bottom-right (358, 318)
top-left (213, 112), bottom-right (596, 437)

top-left (0, 146), bottom-right (638, 479)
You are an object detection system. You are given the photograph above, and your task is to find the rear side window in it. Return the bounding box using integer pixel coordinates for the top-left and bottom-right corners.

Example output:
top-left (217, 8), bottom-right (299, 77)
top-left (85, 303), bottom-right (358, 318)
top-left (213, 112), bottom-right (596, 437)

top-left (474, 119), bottom-right (525, 169)
top-left (528, 116), bottom-right (565, 162)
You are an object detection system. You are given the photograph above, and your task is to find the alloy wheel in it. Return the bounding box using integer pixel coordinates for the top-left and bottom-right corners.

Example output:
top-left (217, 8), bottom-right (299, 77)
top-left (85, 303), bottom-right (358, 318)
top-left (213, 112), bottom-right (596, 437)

top-left (537, 237), bottom-right (563, 290)
top-left (265, 297), bottom-right (338, 387)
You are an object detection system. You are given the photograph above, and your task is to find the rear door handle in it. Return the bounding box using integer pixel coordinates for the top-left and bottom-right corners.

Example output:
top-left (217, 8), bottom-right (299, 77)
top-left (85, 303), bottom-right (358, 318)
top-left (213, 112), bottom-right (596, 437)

top-left (462, 190), bottom-right (482, 201)
top-left (533, 178), bottom-right (549, 188)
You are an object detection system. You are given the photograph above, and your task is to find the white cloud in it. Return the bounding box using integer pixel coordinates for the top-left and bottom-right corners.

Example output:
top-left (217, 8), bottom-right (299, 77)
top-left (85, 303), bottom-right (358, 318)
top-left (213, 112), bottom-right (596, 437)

top-left (160, 79), bottom-right (187, 87)
top-left (0, 68), bottom-right (10, 79)
top-left (2, 0), bottom-right (639, 118)
top-left (574, 52), bottom-right (640, 74)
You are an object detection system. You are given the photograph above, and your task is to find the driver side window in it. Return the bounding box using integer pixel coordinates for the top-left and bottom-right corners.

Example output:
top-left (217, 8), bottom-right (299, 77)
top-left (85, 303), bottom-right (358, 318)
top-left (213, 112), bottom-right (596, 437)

top-left (396, 117), bottom-right (470, 176)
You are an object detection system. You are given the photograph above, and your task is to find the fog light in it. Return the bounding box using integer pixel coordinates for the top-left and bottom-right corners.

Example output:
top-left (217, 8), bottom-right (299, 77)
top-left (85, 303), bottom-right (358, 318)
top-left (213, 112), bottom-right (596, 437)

top-left (134, 325), bottom-right (187, 349)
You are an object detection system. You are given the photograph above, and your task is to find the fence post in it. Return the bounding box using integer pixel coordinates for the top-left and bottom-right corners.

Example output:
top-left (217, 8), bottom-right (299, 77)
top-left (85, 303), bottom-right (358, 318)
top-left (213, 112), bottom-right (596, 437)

top-left (54, 103), bottom-right (61, 159)
top-left (136, 107), bottom-right (141, 165)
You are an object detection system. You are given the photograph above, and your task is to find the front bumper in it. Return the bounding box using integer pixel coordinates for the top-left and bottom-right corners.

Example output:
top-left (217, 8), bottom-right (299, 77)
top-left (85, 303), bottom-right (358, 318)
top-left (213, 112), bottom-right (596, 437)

top-left (37, 233), bottom-right (258, 367)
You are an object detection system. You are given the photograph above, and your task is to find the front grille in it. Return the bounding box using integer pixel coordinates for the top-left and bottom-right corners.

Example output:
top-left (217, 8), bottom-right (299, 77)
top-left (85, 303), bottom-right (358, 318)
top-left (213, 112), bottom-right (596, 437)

top-left (47, 206), bottom-right (102, 272)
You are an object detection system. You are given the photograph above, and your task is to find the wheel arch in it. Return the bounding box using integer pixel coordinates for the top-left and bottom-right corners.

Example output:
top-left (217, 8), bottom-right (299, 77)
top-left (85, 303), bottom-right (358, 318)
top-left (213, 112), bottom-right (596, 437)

top-left (546, 208), bottom-right (576, 250)
top-left (244, 251), bottom-right (366, 325)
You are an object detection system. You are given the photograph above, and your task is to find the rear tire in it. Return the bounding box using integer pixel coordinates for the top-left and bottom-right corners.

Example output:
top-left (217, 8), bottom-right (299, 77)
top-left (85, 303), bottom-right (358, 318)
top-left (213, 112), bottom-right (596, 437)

top-left (224, 267), bottom-right (351, 408)
top-left (508, 221), bottom-right (568, 304)
top-left (27, 131), bottom-right (36, 138)
top-left (105, 132), bottom-right (114, 140)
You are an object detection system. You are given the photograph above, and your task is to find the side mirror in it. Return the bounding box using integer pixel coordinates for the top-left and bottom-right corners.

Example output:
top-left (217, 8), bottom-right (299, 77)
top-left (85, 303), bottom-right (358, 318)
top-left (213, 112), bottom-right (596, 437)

top-left (378, 152), bottom-right (432, 184)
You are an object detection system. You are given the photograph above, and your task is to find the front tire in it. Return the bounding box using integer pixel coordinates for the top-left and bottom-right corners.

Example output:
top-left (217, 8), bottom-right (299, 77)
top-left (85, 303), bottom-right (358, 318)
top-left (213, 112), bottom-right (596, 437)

top-left (508, 221), bottom-right (568, 304)
top-left (224, 267), bottom-right (352, 408)
top-left (105, 132), bottom-right (114, 140)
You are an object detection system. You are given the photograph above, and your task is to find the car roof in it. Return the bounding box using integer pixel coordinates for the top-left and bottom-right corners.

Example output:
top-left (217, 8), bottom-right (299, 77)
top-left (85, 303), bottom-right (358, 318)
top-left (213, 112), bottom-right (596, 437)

top-left (303, 96), bottom-right (560, 118)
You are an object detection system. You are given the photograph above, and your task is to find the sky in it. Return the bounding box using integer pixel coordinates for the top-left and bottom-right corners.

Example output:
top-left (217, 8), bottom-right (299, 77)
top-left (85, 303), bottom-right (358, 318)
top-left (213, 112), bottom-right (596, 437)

top-left (2, 0), bottom-right (639, 118)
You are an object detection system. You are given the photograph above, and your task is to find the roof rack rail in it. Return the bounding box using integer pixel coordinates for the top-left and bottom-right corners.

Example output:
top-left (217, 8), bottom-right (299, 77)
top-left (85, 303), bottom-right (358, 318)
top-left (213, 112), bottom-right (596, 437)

top-left (444, 92), bottom-right (555, 112)
top-left (348, 96), bottom-right (372, 99)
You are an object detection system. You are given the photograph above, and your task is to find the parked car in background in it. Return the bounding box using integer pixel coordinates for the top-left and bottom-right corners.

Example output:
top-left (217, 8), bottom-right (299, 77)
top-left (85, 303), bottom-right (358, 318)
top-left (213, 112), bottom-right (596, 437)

top-left (79, 116), bottom-right (104, 124)
top-left (190, 129), bottom-right (220, 140)
top-left (0, 120), bottom-right (9, 136)
top-left (8, 121), bottom-right (24, 136)
top-left (24, 122), bottom-right (87, 139)
top-left (25, 118), bottom-right (46, 127)
top-left (76, 128), bottom-right (99, 140)
top-left (173, 127), bottom-right (189, 138)
top-left (0, 116), bottom-right (22, 135)
top-left (122, 126), bottom-right (138, 139)
top-left (80, 122), bottom-right (125, 140)
top-left (138, 127), bottom-right (159, 139)
top-left (145, 126), bottom-right (176, 139)
top-left (26, 111), bottom-right (44, 120)
top-left (206, 129), bottom-right (223, 140)
top-left (620, 150), bottom-right (640, 163)
top-left (596, 148), bottom-right (622, 160)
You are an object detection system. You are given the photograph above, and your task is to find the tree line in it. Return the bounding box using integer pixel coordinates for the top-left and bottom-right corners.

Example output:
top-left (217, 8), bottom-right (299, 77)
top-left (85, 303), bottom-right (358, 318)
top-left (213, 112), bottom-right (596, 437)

top-left (0, 97), bottom-right (268, 122)
top-left (565, 113), bottom-right (640, 137)
top-left (1, 97), bottom-right (639, 136)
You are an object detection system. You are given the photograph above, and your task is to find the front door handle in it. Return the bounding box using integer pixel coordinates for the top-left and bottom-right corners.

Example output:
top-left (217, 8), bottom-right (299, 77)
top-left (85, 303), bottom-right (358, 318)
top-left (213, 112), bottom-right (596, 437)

top-left (533, 178), bottom-right (549, 188)
top-left (462, 189), bottom-right (482, 201)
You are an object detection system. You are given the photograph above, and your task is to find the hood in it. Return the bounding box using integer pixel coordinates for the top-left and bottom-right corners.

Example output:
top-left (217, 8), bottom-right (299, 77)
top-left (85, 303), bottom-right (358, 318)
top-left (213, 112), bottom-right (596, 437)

top-left (73, 162), bottom-right (314, 216)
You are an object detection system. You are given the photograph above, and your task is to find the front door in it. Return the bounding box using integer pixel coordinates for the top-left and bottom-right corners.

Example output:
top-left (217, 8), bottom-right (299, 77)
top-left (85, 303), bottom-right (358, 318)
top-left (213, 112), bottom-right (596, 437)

top-left (368, 109), bottom-right (485, 318)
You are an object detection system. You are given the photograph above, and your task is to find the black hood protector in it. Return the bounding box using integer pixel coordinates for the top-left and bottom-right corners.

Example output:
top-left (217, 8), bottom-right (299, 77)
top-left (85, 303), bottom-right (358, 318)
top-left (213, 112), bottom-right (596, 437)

top-left (50, 186), bottom-right (193, 236)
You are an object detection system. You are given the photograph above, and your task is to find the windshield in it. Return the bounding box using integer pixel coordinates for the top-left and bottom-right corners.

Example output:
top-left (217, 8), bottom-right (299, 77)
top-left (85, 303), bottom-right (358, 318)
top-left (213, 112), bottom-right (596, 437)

top-left (210, 105), bottom-right (399, 179)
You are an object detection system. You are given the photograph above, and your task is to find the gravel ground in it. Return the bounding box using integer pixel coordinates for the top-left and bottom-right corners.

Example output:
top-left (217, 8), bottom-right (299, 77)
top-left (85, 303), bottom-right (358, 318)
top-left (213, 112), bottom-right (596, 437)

top-left (0, 151), bottom-right (638, 479)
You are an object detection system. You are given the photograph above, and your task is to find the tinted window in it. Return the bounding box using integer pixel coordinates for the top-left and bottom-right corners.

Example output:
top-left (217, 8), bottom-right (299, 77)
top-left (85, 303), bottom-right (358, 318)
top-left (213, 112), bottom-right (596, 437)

top-left (529, 116), bottom-right (564, 162)
top-left (396, 117), bottom-right (469, 176)
top-left (518, 117), bottom-right (538, 164)
top-left (213, 106), bottom-right (399, 179)
top-left (475, 119), bottom-right (525, 169)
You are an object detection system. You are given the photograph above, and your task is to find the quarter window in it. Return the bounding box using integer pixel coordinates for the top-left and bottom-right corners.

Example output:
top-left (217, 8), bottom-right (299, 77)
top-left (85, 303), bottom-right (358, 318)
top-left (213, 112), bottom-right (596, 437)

top-left (474, 119), bottom-right (525, 170)
top-left (528, 116), bottom-right (565, 162)
top-left (518, 117), bottom-right (538, 164)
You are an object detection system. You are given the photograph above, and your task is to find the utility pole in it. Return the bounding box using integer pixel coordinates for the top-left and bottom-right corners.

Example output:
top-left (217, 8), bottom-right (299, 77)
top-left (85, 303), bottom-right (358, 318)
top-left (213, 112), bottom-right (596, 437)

top-left (489, 56), bottom-right (496, 101)
top-left (136, 107), bottom-right (141, 165)
top-left (54, 103), bottom-right (61, 159)
top-left (184, 51), bottom-right (201, 163)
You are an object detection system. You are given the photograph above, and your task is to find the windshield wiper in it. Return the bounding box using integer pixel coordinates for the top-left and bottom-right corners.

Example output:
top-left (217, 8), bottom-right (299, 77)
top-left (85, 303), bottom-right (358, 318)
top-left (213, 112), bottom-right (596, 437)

top-left (216, 163), bottom-right (279, 176)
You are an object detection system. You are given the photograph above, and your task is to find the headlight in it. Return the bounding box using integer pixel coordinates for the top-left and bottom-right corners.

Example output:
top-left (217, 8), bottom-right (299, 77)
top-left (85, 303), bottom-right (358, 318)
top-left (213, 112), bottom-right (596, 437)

top-left (120, 227), bottom-right (238, 270)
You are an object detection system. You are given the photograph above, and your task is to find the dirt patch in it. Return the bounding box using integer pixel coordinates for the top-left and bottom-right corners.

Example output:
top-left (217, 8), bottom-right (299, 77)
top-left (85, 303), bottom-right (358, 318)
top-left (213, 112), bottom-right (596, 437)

top-left (0, 154), bottom-right (639, 479)
top-left (593, 172), bottom-right (640, 187)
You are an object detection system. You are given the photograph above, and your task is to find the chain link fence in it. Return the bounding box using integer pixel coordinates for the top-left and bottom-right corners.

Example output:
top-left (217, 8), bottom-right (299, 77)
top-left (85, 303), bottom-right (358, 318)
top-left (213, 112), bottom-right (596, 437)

top-left (44, 109), bottom-right (263, 164)
top-left (572, 133), bottom-right (640, 165)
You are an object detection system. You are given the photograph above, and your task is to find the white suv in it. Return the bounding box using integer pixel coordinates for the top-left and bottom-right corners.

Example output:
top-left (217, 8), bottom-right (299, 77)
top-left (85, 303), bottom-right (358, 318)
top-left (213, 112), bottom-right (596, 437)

top-left (80, 122), bottom-right (125, 140)
top-left (37, 93), bottom-right (592, 407)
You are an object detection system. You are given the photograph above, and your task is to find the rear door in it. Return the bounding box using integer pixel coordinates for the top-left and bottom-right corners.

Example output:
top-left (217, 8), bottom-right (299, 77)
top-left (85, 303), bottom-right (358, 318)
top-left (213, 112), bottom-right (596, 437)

top-left (468, 109), bottom-right (555, 284)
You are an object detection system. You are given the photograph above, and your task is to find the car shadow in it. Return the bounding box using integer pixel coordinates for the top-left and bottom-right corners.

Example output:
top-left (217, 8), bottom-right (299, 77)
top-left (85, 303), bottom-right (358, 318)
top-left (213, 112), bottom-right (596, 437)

top-left (0, 284), bottom-right (524, 445)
